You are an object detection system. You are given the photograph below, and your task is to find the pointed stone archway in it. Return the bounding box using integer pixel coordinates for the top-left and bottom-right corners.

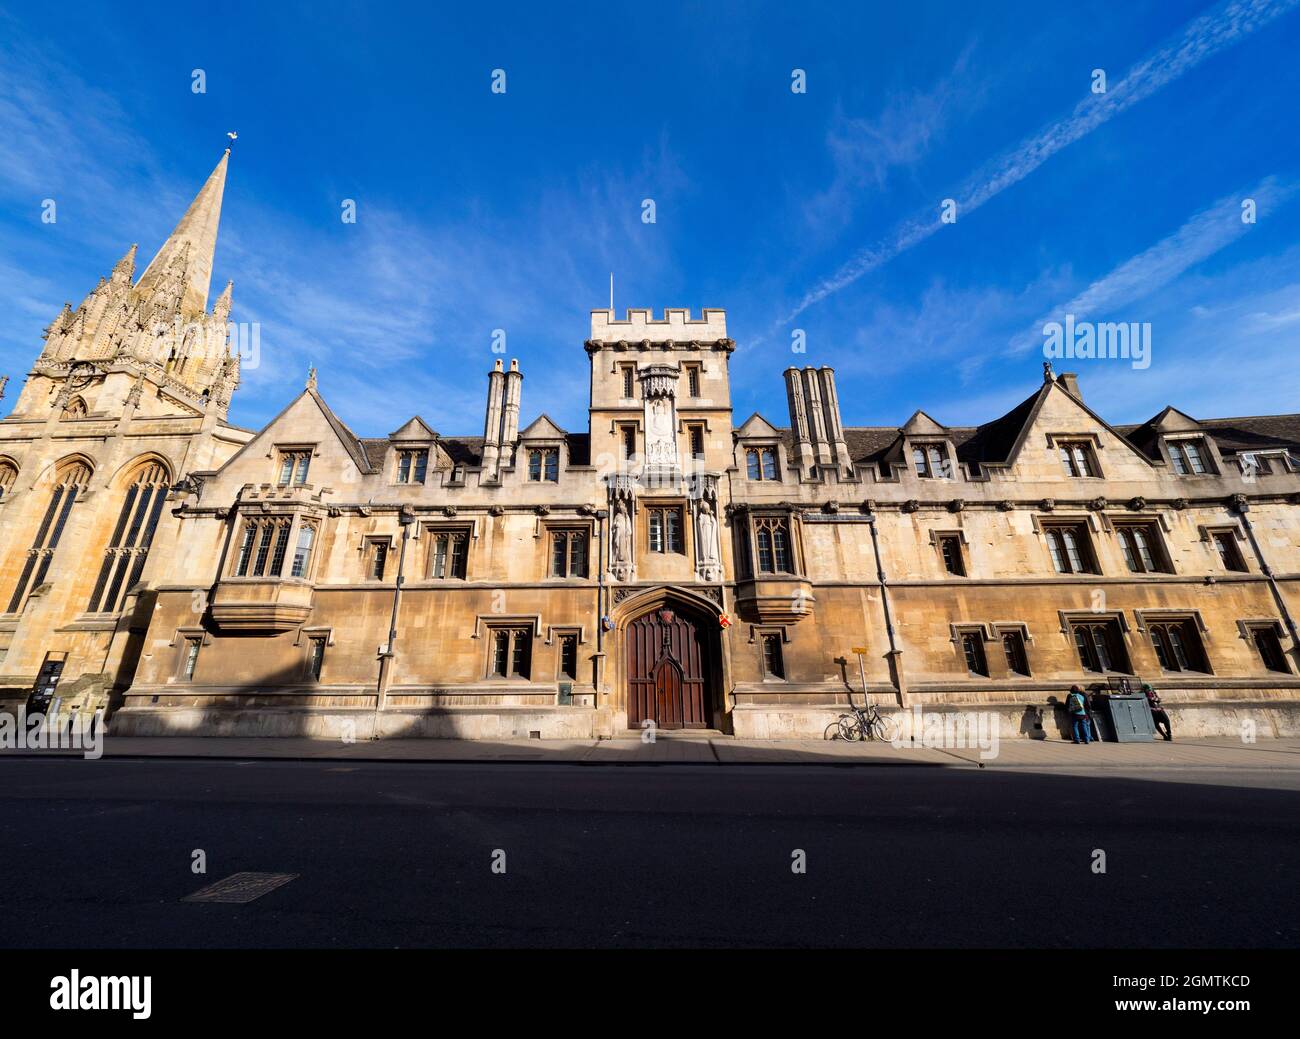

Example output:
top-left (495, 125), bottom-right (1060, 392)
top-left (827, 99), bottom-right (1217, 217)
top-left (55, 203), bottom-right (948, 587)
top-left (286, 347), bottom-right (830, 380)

top-left (613, 586), bottom-right (725, 731)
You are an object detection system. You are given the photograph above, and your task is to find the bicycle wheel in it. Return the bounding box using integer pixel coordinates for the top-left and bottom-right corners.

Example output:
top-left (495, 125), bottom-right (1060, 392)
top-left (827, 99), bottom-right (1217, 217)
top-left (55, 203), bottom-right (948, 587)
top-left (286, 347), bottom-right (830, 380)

top-left (869, 711), bottom-right (897, 743)
top-left (824, 720), bottom-right (844, 741)
top-left (837, 715), bottom-right (862, 742)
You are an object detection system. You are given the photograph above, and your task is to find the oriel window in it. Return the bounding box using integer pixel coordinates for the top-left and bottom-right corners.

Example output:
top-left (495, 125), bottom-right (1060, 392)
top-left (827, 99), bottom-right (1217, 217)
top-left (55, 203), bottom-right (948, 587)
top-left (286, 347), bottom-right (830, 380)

top-left (754, 517), bottom-right (793, 574)
top-left (290, 524), bottom-right (316, 579)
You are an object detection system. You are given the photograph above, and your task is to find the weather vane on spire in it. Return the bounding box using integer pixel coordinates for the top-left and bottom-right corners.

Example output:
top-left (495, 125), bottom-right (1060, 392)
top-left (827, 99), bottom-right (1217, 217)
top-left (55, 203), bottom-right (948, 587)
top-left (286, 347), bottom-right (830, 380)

top-left (226, 130), bottom-right (238, 151)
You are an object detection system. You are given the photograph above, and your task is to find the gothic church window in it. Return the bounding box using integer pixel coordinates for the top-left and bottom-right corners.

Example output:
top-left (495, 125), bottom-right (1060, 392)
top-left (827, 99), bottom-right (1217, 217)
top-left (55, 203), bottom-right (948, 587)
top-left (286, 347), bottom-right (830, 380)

top-left (7, 460), bottom-right (92, 614)
top-left (87, 460), bottom-right (171, 614)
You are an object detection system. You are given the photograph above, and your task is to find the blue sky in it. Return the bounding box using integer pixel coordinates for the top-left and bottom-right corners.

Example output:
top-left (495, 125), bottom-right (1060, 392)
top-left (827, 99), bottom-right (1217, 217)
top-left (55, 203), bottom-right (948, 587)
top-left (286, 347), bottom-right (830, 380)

top-left (1, 0), bottom-right (1298, 436)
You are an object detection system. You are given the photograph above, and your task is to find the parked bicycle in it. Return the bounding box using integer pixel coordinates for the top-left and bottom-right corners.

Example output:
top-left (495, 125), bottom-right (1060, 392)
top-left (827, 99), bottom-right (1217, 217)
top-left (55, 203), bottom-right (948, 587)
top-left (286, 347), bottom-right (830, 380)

top-left (826, 694), bottom-right (897, 743)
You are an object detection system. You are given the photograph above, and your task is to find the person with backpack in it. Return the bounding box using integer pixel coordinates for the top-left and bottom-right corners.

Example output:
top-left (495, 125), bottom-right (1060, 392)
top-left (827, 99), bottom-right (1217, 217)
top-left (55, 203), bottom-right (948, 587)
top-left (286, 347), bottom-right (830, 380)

top-left (1142, 683), bottom-right (1172, 741)
top-left (1066, 684), bottom-right (1093, 744)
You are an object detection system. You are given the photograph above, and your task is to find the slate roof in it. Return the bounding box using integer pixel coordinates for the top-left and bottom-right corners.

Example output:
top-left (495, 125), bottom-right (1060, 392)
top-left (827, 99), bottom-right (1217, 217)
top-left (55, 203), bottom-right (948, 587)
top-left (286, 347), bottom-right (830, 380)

top-left (765, 385), bottom-right (1300, 472)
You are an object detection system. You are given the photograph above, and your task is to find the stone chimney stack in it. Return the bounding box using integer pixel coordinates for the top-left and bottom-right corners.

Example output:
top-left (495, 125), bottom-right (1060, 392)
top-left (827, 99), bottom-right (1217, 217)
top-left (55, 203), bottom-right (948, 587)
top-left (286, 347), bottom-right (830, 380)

top-left (817, 367), bottom-right (853, 475)
top-left (802, 367), bottom-right (832, 466)
top-left (500, 358), bottom-right (523, 467)
top-left (784, 368), bottom-right (816, 476)
top-left (1056, 372), bottom-right (1082, 399)
top-left (482, 358), bottom-right (506, 477)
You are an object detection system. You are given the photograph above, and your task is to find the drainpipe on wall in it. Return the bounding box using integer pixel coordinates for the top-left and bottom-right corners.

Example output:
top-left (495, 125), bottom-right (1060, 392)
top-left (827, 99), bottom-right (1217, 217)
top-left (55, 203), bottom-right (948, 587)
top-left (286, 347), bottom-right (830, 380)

top-left (593, 508), bottom-right (608, 700)
top-left (374, 505), bottom-right (416, 731)
top-left (865, 511), bottom-right (907, 706)
top-left (1231, 496), bottom-right (1300, 660)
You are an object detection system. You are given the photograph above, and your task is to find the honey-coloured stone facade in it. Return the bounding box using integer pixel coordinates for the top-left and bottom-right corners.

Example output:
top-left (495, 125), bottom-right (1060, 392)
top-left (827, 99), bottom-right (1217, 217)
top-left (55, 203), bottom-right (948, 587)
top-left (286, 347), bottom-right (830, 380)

top-left (2, 150), bottom-right (1299, 739)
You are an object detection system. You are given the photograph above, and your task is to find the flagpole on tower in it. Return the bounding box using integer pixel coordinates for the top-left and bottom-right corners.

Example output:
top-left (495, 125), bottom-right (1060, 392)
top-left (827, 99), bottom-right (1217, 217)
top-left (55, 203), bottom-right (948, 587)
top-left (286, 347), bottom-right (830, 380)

top-left (609, 272), bottom-right (614, 313)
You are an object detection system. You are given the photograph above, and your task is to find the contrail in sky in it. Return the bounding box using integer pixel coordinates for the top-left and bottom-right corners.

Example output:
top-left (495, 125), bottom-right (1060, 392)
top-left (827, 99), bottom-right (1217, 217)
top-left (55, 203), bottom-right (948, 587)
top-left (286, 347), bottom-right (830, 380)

top-left (776, 0), bottom-right (1299, 330)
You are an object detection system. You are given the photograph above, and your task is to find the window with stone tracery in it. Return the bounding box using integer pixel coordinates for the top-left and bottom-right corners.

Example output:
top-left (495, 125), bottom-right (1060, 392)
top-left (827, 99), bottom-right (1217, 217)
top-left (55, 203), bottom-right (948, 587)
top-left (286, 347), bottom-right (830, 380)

top-left (87, 460), bottom-right (171, 614)
top-left (7, 460), bottom-right (92, 614)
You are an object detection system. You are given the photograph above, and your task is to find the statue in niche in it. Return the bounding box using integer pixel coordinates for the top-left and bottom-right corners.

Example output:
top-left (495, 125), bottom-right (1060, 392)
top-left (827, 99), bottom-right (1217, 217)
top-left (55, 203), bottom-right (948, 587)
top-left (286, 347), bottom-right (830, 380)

top-left (645, 396), bottom-right (676, 464)
top-left (611, 500), bottom-right (633, 577)
top-left (696, 500), bottom-right (721, 580)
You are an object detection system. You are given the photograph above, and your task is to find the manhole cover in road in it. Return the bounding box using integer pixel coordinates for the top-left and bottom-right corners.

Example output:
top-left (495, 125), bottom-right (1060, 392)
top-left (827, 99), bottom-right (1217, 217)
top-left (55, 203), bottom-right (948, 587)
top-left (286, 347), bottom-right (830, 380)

top-left (182, 872), bottom-right (297, 904)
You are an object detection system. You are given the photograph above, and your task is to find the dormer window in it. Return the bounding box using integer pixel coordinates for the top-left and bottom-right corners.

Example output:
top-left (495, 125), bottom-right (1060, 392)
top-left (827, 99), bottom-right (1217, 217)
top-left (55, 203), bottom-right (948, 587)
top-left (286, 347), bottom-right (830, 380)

top-left (1058, 440), bottom-right (1099, 478)
top-left (528, 448), bottom-right (559, 482)
top-left (277, 449), bottom-right (312, 487)
top-left (396, 448), bottom-right (428, 484)
top-left (1168, 438), bottom-right (1210, 475)
top-left (746, 447), bottom-right (779, 480)
top-left (912, 443), bottom-right (951, 479)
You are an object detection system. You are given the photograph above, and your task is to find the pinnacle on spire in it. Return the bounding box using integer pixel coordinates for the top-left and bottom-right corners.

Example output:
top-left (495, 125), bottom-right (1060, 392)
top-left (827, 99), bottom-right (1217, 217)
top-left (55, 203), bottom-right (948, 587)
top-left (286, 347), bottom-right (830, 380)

top-left (211, 279), bottom-right (234, 327)
top-left (134, 150), bottom-right (229, 317)
top-left (112, 244), bottom-right (138, 281)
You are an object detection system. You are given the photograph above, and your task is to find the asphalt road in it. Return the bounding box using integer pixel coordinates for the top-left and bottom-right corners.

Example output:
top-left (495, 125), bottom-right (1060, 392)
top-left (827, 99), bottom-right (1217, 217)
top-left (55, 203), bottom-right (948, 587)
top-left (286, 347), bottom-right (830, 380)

top-left (0, 756), bottom-right (1296, 948)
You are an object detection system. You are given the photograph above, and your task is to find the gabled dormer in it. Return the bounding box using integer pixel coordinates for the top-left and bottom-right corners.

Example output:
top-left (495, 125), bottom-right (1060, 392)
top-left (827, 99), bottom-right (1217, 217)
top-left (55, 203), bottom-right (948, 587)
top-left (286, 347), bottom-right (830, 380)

top-left (900, 410), bottom-right (958, 481)
top-left (1130, 406), bottom-right (1222, 477)
top-left (387, 416), bottom-right (438, 485)
top-left (733, 412), bottom-right (786, 483)
top-left (519, 414), bottom-right (568, 483)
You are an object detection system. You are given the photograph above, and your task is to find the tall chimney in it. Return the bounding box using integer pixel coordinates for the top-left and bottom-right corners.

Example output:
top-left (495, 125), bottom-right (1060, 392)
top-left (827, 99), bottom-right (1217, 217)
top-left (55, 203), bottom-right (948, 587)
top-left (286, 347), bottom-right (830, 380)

top-left (482, 358), bottom-right (505, 478)
top-left (784, 368), bottom-right (815, 476)
top-left (500, 358), bottom-right (523, 467)
top-left (1056, 372), bottom-right (1082, 399)
top-left (818, 367), bottom-right (853, 476)
top-left (803, 367), bottom-right (832, 466)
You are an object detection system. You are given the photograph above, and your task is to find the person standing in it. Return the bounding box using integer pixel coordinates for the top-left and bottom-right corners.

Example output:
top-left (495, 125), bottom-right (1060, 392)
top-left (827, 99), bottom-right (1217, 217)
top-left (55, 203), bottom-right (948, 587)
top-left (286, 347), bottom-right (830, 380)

top-left (1143, 683), bottom-right (1172, 741)
top-left (1066, 684), bottom-right (1093, 744)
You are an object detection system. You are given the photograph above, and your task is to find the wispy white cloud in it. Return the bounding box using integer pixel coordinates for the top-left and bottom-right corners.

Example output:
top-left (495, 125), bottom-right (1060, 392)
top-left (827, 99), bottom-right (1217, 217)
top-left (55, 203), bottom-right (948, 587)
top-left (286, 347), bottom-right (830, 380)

top-left (1006, 176), bottom-right (1298, 354)
top-left (776, 0), bottom-right (1299, 330)
top-left (802, 45), bottom-right (985, 235)
top-left (0, 18), bottom-right (686, 437)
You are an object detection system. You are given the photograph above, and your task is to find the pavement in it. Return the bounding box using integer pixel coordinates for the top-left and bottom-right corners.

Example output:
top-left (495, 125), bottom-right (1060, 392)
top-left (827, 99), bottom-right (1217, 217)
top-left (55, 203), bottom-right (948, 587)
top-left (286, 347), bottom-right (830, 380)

top-left (4, 731), bottom-right (1300, 782)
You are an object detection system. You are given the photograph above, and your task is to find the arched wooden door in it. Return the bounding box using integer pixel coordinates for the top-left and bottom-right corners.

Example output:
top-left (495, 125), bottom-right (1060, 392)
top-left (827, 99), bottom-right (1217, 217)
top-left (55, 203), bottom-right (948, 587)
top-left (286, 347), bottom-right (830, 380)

top-left (626, 606), bottom-right (711, 729)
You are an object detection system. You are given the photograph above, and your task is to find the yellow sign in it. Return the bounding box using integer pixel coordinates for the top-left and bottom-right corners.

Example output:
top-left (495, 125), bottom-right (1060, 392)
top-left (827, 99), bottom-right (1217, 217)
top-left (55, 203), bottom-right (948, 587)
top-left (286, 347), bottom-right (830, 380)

top-left (851, 646), bottom-right (869, 655)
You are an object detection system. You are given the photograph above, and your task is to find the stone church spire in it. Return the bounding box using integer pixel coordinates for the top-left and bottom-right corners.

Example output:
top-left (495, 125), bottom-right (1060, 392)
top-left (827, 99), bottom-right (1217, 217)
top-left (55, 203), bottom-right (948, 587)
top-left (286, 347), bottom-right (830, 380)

top-left (133, 149), bottom-right (229, 317)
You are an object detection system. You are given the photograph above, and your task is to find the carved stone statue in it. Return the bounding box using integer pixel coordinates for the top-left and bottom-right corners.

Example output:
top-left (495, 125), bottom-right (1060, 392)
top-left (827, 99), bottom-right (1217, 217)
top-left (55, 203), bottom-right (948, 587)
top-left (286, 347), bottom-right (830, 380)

top-left (696, 500), bottom-right (721, 581)
top-left (645, 396), bottom-right (676, 465)
top-left (611, 500), bottom-right (633, 578)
